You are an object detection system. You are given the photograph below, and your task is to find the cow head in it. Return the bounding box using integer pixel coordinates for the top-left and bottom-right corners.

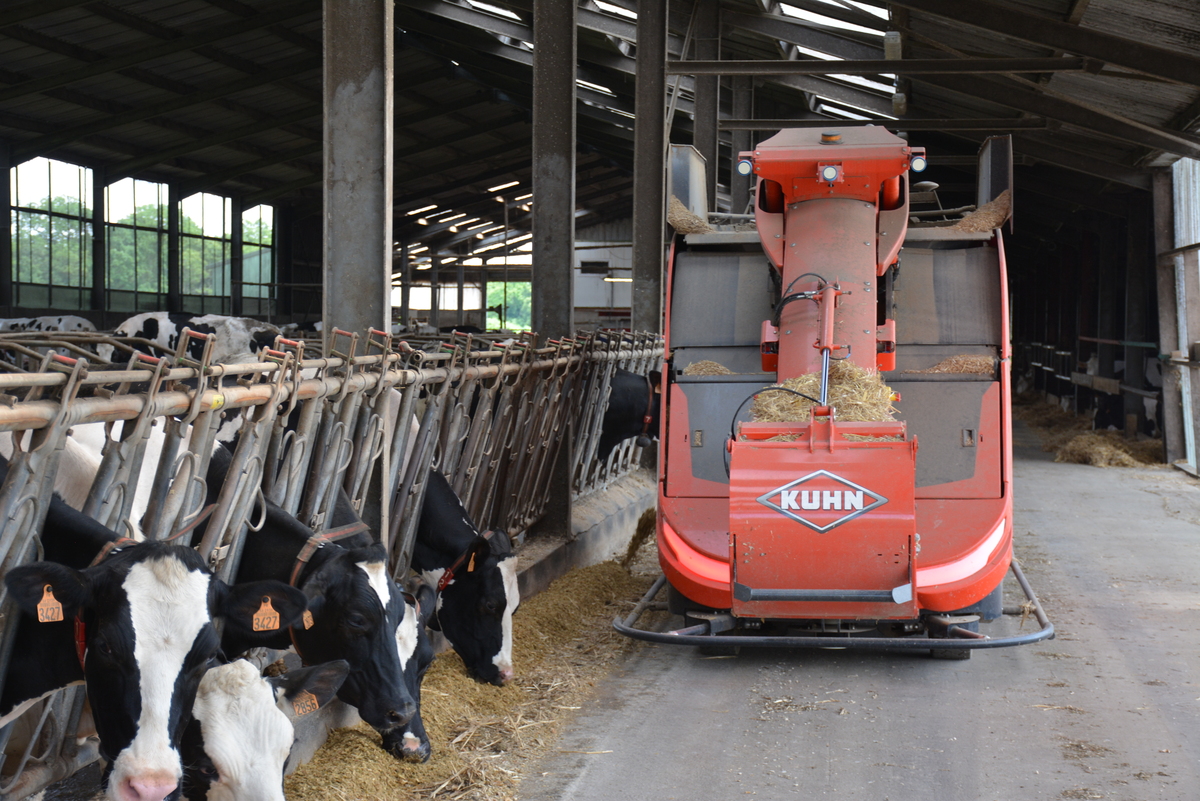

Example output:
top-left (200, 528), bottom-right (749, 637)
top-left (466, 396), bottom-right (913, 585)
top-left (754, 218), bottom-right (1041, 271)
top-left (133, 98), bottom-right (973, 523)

top-left (4, 543), bottom-right (307, 801)
top-left (426, 531), bottom-right (519, 686)
top-left (180, 659), bottom-right (349, 801)
top-left (289, 542), bottom-right (425, 741)
top-left (382, 581), bottom-right (437, 762)
top-left (596, 368), bottom-right (663, 461)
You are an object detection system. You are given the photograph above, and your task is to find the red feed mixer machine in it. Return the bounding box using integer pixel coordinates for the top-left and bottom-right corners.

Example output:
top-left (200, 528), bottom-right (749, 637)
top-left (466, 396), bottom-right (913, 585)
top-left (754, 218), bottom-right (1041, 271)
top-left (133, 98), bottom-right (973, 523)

top-left (616, 127), bottom-right (1053, 655)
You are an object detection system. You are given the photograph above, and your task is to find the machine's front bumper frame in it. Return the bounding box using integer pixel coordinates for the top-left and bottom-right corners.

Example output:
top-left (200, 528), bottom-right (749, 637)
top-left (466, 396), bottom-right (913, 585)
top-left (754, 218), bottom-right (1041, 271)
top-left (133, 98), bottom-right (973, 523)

top-left (614, 557), bottom-right (1054, 651)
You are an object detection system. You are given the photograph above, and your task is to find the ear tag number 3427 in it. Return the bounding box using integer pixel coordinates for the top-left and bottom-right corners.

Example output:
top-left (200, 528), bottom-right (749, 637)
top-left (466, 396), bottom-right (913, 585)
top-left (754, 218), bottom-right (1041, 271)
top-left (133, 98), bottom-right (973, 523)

top-left (253, 597), bottom-right (280, 632)
top-left (38, 585), bottom-right (64, 623)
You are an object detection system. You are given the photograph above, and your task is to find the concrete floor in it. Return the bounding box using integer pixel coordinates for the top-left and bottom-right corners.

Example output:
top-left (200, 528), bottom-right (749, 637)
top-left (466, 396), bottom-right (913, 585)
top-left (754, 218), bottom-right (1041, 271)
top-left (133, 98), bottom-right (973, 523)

top-left (521, 422), bottom-right (1200, 800)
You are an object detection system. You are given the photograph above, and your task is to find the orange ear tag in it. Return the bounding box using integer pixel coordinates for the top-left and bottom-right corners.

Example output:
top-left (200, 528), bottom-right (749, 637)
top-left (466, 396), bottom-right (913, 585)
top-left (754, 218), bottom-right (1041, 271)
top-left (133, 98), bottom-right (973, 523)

top-left (467, 553), bottom-right (477, 572)
top-left (37, 584), bottom-right (63, 623)
top-left (292, 690), bottom-right (320, 717)
top-left (252, 597), bottom-right (281, 632)
top-left (302, 610), bottom-right (315, 630)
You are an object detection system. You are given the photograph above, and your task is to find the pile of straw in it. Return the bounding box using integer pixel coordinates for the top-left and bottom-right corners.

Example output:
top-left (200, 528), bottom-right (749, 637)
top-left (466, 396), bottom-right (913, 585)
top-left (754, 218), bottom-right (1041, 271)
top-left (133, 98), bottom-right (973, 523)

top-left (904, 355), bottom-right (994, 375)
top-left (1013, 395), bottom-right (1164, 467)
top-left (668, 195), bottom-right (714, 234)
top-left (951, 189), bottom-right (1011, 233)
top-left (750, 360), bottom-right (896, 423)
top-left (682, 360), bottom-right (733, 376)
top-left (286, 559), bottom-right (656, 801)
top-left (1055, 431), bottom-right (1164, 468)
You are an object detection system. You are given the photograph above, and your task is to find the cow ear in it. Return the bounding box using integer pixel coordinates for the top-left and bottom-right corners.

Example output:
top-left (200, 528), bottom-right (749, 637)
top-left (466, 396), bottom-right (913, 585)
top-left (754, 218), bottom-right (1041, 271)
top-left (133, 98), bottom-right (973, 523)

top-left (649, 370), bottom-right (662, 391)
top-left (465, 536), bottom-right (491, 573)
top-left (215, 580), bottom-right (308, 637)
top-left (271, 659), bottom-right (350, 720)
top-left (413, 583), bottom-right (437, 628)
top-left (4, 561), bottom-right (90, 619)
top-left (488, 530), bottom-right (513, 557)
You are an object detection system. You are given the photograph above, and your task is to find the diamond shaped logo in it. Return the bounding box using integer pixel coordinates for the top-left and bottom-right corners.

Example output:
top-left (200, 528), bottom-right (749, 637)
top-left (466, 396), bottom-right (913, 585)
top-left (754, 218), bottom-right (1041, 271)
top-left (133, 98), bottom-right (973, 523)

top-left (757, 469), bottom-right (887, 533)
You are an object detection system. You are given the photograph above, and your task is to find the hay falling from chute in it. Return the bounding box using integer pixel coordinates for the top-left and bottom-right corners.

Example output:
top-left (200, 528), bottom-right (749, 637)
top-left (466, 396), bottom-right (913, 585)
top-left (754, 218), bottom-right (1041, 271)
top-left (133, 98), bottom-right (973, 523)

top-left (950, 189), bottom-right (1011, 233)
top-left (667, 195), bottom-right (714, 234)
top-left (750, 360), bottom-right (896, 423)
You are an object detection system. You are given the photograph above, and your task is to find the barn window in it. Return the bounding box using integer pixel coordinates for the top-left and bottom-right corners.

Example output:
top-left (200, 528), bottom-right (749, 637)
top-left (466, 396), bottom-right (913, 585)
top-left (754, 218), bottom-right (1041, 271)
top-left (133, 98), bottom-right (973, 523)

top-left (242, 205), bottom-right (275, 316)
top-left (106, 178), bottom-right (168, 313)
top-left (10, 157), bottom-right (92, 310)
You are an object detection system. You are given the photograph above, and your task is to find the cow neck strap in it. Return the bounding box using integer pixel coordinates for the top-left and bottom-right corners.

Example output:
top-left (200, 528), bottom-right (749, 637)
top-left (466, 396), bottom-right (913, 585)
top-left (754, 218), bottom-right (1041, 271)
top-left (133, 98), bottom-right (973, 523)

top-left (287, 520), bottom-right (372, 588)
top-left (286, 519), bottom-right (371, 665)
top-left (76, 536), bottom-right (140, 670)
top-left (639, 374), bottom-right (655, 441)
top-left (436, 530), bottom-right (495, 593)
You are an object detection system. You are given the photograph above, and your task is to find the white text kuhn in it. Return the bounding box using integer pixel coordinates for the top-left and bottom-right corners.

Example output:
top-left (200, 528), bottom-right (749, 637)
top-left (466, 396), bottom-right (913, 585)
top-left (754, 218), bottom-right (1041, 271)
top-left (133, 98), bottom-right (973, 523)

top-left (777, 489), bottom-right (864, 512)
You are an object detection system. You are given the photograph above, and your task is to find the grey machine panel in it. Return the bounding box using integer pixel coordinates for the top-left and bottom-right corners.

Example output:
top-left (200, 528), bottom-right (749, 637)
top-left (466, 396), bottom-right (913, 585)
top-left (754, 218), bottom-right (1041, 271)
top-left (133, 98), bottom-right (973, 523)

top-left (670, 251), bottom-right (775, 347)
top-left (889, 380), bottom-right (994, 488)
top-left (894, 247), bottom-right (1001, 346)
top-left (676, 378), bottom-right (769, 486)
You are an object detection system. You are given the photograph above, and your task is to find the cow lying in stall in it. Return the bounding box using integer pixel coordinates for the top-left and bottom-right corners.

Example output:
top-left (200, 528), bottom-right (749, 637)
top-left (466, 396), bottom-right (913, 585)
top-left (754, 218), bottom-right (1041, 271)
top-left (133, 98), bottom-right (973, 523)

top-left (95, 313), bottom-right (280, 365)
top-left (1, 470), bottom-right (309, 801)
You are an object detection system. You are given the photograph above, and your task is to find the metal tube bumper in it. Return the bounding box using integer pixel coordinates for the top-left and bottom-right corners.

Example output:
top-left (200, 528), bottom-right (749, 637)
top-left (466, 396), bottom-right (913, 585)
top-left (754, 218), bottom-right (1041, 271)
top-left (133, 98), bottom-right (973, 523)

top-left (614, 557), bottom-right (1054, 651)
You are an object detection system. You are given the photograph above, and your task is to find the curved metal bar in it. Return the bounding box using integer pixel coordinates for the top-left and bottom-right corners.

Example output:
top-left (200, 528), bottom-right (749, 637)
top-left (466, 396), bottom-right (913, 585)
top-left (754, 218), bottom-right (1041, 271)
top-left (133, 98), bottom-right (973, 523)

top-left (614, 559), bottom-right (1054, 651)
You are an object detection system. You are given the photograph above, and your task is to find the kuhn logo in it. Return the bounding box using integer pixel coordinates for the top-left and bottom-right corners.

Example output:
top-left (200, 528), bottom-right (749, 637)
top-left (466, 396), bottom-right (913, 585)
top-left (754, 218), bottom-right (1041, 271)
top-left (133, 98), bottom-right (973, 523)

top-left (757, 469), bottom-right (887, 532)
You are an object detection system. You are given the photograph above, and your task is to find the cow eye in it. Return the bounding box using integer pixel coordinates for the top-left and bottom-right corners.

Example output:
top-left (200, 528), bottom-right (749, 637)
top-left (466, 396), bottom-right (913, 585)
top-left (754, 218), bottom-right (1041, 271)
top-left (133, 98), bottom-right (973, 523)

top-left (94, 638), bottom-right (114, 658)
top-left (345, 612), bottom-right (369, 629)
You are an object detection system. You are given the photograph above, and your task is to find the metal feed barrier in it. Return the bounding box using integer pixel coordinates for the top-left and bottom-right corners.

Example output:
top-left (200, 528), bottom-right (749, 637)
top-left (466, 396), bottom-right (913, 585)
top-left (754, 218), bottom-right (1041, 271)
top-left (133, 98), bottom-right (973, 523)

top-left (0, 326), bottom-right (662, 800)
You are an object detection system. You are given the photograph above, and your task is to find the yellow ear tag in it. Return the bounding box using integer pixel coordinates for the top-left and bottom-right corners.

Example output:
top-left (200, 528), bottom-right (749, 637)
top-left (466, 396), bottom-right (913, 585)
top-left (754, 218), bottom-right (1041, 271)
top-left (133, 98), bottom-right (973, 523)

top-left (302, 610), bottom-right (315, 630)
top-left (292, 690), bottom-right (320, 717)
top-left (37, 584), bottom-right (63, 623)
top-left (252, 596), bottom-right (281, 632)
top-left (467, 553), bottom-right (477, 572)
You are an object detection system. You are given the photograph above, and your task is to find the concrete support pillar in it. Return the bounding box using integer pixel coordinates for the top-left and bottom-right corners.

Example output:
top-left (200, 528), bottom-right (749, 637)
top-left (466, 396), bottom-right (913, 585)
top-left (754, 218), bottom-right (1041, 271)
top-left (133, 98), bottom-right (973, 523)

top-left (1124, 196), bottom-right (1150, 431)
top-left (632, 0), bottom-right (667, 334)
top-left (430, 254), bottom-right (440, 329)
top-left (530, 0), bottom-right (576, 341)
top-left (728, 76), bottom-right (753, 215)
top-left (167, 183), bottom-right (181, 314)
top-left (692, 2), bottom-right (720, 211)
top-left (1153, 169), bottom-right (1185, 463)
top-left (322, 0), bottom-right (393, 338)
top-left (0, 141), bottom-right (9, 312)
top-left (90, 167), bottom-right (105, 313)
top-left (399, 240), bottom-right (411, 329)
top-left (456, 260), bottom-right (465, 327)
top-left (276, 205), bottom-right (294, 317)
top-left (230, 194), bottom-right (243, 317)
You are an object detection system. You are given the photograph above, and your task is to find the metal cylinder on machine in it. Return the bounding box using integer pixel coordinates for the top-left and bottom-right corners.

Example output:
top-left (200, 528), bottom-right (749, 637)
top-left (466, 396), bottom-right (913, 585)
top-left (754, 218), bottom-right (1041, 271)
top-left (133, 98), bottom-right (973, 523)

top-left (744, 127), bottom-right (920, 381)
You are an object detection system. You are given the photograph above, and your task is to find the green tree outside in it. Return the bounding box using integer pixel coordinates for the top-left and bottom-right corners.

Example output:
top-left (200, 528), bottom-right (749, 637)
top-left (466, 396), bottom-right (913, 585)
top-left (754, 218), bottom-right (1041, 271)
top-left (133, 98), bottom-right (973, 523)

top-left (486, 281), bottom-right (531, 330)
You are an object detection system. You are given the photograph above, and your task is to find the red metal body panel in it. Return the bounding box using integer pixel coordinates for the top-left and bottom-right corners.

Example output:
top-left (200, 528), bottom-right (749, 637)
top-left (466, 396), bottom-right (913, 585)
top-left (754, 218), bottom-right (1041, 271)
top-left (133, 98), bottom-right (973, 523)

top-left (729, 417), bottom-right (917, 619)
top-left (663, 385), bottom-right (730, 499)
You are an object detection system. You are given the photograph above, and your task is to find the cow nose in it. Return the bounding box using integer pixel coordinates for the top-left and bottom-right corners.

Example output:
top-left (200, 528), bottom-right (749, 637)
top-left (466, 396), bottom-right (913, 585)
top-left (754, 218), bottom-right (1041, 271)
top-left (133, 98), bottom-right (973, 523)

top-left (498, 667), bottom-right (515, 685)
top-left (386, 702), bottom-right (416, 727)
top-left (118, 775), bottom-right (178, 801)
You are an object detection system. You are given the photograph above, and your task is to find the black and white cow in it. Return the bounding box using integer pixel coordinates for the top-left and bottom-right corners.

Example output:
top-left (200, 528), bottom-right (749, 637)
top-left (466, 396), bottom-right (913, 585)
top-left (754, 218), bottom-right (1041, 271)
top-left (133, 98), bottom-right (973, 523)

top-left (96, 313), bottom-right (280, 365)
top-left (596, 367), bottom-right (662, 461)
top-left (194, 443), bottom-right (439, 762)
top-left (0, 315), bottom-right (97, 333)
top-left (179, 658), bottom-right (349, 801)
top-left (414, 469), bottom-right (518, 687)
top-left (4, 540), bottom-right (307, 801)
